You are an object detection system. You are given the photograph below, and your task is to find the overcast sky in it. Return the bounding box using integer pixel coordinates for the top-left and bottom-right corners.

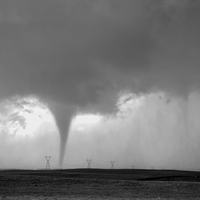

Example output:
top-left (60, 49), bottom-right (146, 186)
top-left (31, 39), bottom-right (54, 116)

top-left (1, 0), bottom-right (200, 169)
top-left (0, 0), bottom-right (199, 107)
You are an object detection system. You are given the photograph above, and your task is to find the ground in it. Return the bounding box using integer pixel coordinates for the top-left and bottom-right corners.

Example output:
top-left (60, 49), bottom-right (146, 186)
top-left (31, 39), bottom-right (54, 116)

top-left (0, 169), bottom-right (200, 199)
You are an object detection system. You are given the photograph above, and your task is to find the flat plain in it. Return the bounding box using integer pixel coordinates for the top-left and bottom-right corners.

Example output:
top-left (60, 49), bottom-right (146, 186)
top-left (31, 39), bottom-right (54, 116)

top-left (0, 168), bottom-right (200, 199)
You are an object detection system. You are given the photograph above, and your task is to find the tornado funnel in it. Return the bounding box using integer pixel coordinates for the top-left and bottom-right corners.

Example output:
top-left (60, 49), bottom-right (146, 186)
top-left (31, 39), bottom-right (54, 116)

top-left (48, 102), bottom-right (74, 166)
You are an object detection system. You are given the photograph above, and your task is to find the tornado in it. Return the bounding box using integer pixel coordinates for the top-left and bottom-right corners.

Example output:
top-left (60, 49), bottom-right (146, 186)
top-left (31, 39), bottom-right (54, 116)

top-left (48, 102), bottom-right (75, 167)
top-left (1, 0), bottom-right (200, 171)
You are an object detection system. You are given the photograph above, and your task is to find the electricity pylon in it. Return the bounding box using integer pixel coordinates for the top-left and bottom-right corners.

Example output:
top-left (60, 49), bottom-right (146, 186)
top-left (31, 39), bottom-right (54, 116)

top-left (110, 161), bottom-right (115, 169)
top-left (45, 156), bottom-right (51, 170)
top-left (87, 159), bottom-right (92, 168)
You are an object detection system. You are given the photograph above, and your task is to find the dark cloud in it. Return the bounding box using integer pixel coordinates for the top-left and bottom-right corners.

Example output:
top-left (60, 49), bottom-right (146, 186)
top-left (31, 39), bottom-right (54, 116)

top-left (0, 0), bottom-right (199, 105)
top-left (0, 0), bottom-right (153, 106)
top-left (1, 0), bottom-right (200, 165)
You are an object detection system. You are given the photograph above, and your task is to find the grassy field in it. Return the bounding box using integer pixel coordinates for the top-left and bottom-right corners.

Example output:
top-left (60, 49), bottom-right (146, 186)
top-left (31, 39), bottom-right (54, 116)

top-left (0, 168), bottom-right (200, 199)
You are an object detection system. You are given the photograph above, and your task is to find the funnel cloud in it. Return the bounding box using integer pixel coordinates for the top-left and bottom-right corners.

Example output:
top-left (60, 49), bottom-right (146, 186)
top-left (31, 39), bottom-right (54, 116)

top-left (0, 0), bottom-right (200, 168)
top-left (47, 102), bottom-right (75, 166)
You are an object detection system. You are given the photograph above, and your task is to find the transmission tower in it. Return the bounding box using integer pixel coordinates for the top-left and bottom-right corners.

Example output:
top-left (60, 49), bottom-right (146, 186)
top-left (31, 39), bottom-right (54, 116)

top-left (45, 156), bottom-right (51, 170)
top-left (86, 159), bottom-right (92, 168)
top-left (110, 161), bottom-right (115, 169)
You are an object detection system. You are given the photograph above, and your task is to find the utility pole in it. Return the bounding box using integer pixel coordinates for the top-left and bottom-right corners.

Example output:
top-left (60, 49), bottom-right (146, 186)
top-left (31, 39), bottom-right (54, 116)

top-left (86, 159), bottom-right (92, 168)
top-left (45, 156), bottom-right (51, 170)
top-left (110, 161), bottom-right (115, 169)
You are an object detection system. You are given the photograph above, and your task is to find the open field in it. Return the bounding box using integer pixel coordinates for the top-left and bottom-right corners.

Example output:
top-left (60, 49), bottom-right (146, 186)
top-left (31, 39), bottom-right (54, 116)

top-left (0, 168), bottom-right (200, 199)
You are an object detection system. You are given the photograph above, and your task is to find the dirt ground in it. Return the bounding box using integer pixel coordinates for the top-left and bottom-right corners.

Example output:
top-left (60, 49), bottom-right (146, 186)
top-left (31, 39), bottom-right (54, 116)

top-left (0, 169), bottom-right (200, 199)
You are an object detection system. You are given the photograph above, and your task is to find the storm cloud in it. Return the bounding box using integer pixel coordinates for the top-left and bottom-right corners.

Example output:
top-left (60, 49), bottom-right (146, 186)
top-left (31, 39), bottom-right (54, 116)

top-left (1, 0), bottom-right (200, 103)
top-left (0, 0), bottom-right (200, 167)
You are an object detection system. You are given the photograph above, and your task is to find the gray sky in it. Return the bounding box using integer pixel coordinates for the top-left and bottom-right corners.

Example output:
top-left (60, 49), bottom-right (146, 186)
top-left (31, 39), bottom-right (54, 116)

top-left (0, 0), bottom-right (200, 108)
top-left (1, 0), bottom-right (200, 169)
